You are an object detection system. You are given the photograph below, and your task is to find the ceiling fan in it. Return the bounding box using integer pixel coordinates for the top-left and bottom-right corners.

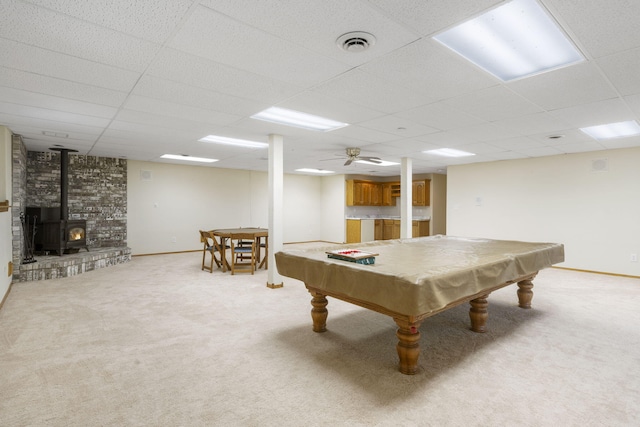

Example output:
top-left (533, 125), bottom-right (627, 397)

top-left (341, 147), bottom-right (383, 166)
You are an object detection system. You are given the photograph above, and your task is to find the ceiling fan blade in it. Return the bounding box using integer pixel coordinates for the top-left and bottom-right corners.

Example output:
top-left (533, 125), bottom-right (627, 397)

top-left (344, 159), bottom-right (353, 166)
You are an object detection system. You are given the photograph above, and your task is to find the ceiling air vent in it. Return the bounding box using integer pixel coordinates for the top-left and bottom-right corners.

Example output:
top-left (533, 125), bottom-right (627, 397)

top-left (337, 32), bottom-right (376, 53)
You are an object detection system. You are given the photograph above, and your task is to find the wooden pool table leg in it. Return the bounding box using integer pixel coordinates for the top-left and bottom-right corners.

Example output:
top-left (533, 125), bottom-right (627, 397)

top-left (469, 294), bottom-right (489, 333)
top-left (394, 318), bottom-right (422, 375)
top-left (517, 277), bottom-right (535, 308)
top-left (309, 291), bottom-right (328, 333)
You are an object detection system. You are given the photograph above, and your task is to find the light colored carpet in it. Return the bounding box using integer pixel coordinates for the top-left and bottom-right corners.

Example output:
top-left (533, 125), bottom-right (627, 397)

top-left (0, 249), bottom-right (638, 426)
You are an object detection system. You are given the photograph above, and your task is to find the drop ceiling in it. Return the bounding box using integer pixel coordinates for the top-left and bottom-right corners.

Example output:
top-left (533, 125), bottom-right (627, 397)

top-left (2, 0), bottom-right (640, 176)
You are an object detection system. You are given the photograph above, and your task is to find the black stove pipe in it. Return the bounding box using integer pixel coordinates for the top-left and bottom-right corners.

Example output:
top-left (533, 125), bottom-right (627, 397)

top-left (50, 147), bottom-right (78, 221)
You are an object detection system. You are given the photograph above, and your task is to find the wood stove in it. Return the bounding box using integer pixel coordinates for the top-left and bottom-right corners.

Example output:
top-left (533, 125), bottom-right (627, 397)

top-left (26, 148), bottom-right (89, 256)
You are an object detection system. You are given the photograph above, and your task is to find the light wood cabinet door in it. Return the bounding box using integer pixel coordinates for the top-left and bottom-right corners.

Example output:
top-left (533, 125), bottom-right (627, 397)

top-left (370, 183), bottom-right (382, 206)
top-left (374, 220), bottom-right (383, 240)
top-left (419, 220), bottom-right (430, 237)
top-left (382, 220), bottom-right (394, 240)
top-left (381, 183), bottom-right (395, 206)
top-left (412, 180), bottom-right (431, 206)
top-left (392, 220), bottom-right (401, 239)
top-left (346, 219), bottom-right (361, 243)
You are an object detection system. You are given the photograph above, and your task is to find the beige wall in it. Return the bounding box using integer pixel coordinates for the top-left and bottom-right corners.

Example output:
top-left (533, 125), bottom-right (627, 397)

top-left (1, 126), bottom-right (13, 302)
top-left (447, 147), bottom-right (640, 276)
top-left (127, 160), bottom-right (336, 255)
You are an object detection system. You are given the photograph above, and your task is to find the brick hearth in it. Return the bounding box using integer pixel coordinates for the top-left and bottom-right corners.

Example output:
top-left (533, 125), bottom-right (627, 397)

top-left (16, 247), bottom-right (131, 282)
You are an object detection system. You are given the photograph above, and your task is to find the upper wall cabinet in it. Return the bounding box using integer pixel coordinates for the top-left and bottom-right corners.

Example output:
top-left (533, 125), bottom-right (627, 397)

top-left (412, 180), bottom-right (430, 206)
top-left (346, 180), bottom-right (387, 206)
top-left (347, 179), bottom-right (431, 206)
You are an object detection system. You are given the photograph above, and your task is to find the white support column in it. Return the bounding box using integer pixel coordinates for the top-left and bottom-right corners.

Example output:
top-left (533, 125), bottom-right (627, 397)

top-left (267, 134), bottom-right (284, 288)
top-left (400, 157), bottom-right (413, 239)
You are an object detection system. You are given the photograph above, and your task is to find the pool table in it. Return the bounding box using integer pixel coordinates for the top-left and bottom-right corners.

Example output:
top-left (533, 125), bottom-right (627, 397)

top-left (275, 236), bottom-right (564, 375)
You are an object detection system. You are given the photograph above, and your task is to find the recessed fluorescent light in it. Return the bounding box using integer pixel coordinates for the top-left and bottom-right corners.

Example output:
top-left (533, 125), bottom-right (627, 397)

top-left (433, 0), bottom-right (584, 81)
top-left (355, 159), bottom-right (399, 166)
top-left (423, 148), bottom-right (476, 157)
top-left (580, 120), bottom-right (640, 140)
top-left (161, 154), bottom-right (218, 163)
top-left (198, 135), bottom-right (268, 148)
top-left (251, 107), bottom-right (348, 131)
top-left (295, 168), bottom-right (335, 174)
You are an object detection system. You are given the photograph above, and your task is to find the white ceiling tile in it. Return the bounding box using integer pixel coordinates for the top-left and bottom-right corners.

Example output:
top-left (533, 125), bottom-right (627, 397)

top-left (199, 0), bottom-right (420, 67)
top-left (546, 0), bottom-right (640, 58)
top-left (146, 48), bottom-right (301, 104)
top-left (396, 101), bottom-right (485, 130)
top-left (449, 121), bottom-right (522, 143)
top-left (516, 146), bottom-right (565, 158)
top-left (596, 135), bottom-right (640, 150)
top-left (131, 75), bottom-right (268, 117)
top-left (0, 66), bottom-right (128, 107)
top-left (508, 62), bottom-right (618, 110)
top-left (443, 86), bottom-right (543, 122)
top-left (313, 69), bottom-right (432, 113)
top-left (0, 112), bottom-right (104, 137)
top-left (549, 98), bottom-right (635, 128)
top-left (277, 91), bottom-right (385, 124)
top-left (1, 0), bottom-right (160, 71)
top-left (23, 0), bottom-right (195, 43)
top-left (553, 140), bottom-right (608, 154)
top-left (360, 38), bottom-right (498, 101)
top-left (492, 112), bottom-right (573, 137)
top-left (0, 38), bottom-right (140, 91)
top-left (368, 0), bottom-right (503, 36)
top-left (599, 48), bottom-right (640, 97)
top-left (0, 101), bottom-right (111, 128)
top-left (0, 87), bottom-right (118, 119)
top-left (489, 137), bottom-right (546, 151)
top-left (356, 115), bottom-right (439, 138)
top-left (168, 5), bottom-right (350, 86)
top-left (122, 96), bottom-right (241, 127)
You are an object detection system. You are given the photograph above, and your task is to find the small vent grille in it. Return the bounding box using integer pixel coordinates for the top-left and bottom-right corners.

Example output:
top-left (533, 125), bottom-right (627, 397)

top-left (591, 158), bottom-right (608, 172)
top-left (337, 32), bottom-right (376, 53)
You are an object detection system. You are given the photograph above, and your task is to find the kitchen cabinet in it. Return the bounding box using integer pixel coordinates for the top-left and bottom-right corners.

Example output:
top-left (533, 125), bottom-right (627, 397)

top-left (346, 219), bottom-right (361, 243)
top-left (346, 219), bottom-right (375, 243)
top-left (412, 220), bottom-right (430, 237)
top-left (412, 180), bottom-right (430, 206)
top-left (380, 219), bottom-right (401, 240)
top-left (381, 183), bottom-right (397, 206)
top-left (374, 220), bottom-right (383, 240)
top-left (346, 180), bottom-right (383, 206)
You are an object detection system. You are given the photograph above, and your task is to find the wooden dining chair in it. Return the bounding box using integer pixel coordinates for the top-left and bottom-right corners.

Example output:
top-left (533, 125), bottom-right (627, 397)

top-left (199, 230), bottom-right (225, 273)
top-left (258, 236), bottom-right (268, 269)
top-left (229, 233), bottom-right (256, 275)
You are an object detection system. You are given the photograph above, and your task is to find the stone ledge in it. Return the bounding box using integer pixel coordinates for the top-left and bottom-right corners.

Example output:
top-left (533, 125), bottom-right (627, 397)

top-left (15, 247), bottom-right (131, 282)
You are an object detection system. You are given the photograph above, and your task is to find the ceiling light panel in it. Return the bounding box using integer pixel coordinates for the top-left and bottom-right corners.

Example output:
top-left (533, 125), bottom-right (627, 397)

top-left (160, 154), bottom-right (218, 163)
top-left (580, 120), bottom-right (640, 140)
top-left (198, 135), bottom-right (268, 148)
top-left (423, 148), bottom-right (476, 157)
top-left (433, 0), bottom-right (584, 82)
top-left (251, 107), bottom-right (348, 131)
top-left (295, 168), bottom-right (335, 174)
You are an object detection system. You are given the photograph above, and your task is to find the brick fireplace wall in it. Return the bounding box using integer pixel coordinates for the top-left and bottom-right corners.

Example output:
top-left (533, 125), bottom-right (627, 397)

top-left (25, 150), bottom-right (127, 248)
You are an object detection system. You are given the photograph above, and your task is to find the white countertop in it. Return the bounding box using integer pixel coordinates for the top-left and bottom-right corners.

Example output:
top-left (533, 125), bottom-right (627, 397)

top-left (346, 216), bottom-right (430, 220)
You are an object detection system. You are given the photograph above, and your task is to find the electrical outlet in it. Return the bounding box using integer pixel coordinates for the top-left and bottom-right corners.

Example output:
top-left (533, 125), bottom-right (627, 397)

top-left (631, 253), bottom-right (638, 262)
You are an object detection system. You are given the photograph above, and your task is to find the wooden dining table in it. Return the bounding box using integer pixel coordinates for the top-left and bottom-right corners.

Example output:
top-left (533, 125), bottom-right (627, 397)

top-left (211, 227), bottom-right (268, 272)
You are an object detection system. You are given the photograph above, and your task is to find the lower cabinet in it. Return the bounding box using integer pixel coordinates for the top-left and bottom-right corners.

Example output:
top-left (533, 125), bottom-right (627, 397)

top-left (349, 219), bottom-right (430, 242)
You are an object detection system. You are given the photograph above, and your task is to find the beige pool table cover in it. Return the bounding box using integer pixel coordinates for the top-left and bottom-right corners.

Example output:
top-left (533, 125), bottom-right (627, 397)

top-left (275, 236), bottom-right (565, 316)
